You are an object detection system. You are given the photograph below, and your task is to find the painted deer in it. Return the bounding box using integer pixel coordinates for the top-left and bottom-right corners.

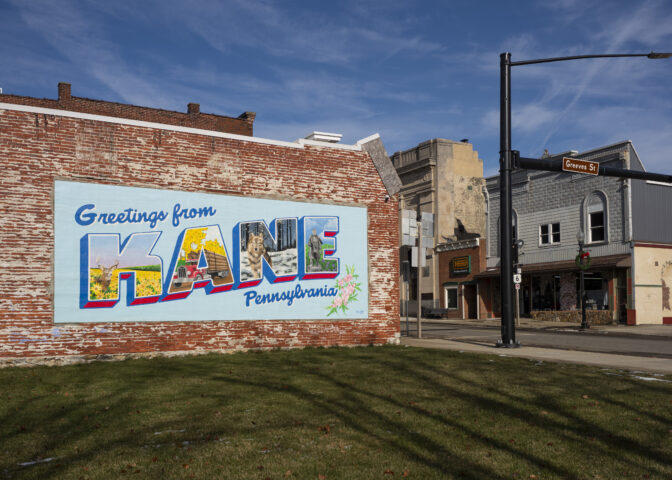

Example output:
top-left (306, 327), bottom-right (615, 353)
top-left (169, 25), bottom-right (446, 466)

top-left (96, 259), bottom-right (119, 290)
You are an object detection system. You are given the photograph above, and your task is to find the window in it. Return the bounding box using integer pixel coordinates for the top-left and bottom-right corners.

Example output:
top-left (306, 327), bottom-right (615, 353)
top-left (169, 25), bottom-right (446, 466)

top-left (587, 193), bottom-right (606, 243)
top-left (539, 223), bottom-right (560, 245)
top-left (445, 286), bottom-right (458, 310)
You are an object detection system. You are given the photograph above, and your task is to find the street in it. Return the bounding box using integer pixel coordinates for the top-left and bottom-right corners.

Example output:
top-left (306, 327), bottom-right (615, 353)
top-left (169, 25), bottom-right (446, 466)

top-left (401, 321), bottom-right (672, 359)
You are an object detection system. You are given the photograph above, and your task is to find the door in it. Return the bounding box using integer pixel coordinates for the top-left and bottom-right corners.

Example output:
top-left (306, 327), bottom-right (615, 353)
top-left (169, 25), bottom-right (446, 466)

top-left (464, 285), bottom-right (478, 319)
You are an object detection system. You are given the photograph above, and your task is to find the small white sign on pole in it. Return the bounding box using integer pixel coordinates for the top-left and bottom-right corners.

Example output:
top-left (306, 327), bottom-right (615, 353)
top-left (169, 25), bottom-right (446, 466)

top-left (401, 209), bottom-right (418, 246)
top-left (411, 247), bottom-right (426, 267)
top-left (421, 211), bottom-right (434, 238)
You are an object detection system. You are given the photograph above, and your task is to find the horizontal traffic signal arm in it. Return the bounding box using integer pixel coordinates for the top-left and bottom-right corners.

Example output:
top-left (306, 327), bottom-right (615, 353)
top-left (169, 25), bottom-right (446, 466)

top-left (513, 152), bottom-right (672, 184)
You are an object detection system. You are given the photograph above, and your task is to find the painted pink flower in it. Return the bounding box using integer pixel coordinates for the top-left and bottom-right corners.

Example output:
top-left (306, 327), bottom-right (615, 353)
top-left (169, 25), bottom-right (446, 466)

top-left (338, 278), bottom-right (346, 288)
top-left (332, 296), bottom-right (343, 308)
top-left (346, 284), bottom-right (355, 295)
top-left (344, 274), bottom-right (353, 283)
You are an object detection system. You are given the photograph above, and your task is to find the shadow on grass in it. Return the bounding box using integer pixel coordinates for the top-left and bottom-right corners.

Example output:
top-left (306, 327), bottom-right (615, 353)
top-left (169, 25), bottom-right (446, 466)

top-left (1, 347), bottom-right (670, 479)
top-left (395, 351), bottom-right (672, 476)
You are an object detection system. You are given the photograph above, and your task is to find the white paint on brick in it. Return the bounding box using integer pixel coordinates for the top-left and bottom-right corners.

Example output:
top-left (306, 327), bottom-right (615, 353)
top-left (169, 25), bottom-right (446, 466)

top-left (0, 102), bottom-right (364, 151)
top-left (0, 106), bottom-right (399, 362)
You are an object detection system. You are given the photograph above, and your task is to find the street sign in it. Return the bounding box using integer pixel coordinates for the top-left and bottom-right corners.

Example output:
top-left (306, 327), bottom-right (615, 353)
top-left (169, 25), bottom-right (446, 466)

top-left (562, 157), bottom-right (598, 176)
top-left (513, 274), bottom-right (522, 284)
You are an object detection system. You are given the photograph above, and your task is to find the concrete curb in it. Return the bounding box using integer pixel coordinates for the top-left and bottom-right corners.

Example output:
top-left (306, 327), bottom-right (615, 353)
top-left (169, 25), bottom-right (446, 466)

top-left (400, 337), bottom-right (672, 375)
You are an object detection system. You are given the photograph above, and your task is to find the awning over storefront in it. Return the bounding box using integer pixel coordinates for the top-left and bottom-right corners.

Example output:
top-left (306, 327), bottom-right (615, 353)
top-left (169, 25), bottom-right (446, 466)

top-left (474, 254), bottom-right (631, 278)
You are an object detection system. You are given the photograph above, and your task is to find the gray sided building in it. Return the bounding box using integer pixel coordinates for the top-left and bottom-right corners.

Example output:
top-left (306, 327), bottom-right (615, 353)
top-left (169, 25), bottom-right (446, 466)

top-left (481, 141), bottom-right (672, 325)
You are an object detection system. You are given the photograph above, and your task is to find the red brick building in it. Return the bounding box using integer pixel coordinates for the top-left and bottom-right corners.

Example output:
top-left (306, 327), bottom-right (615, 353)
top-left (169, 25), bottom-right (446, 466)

top-left (0, 83), bottom-right (401, 363)
top-left (436, 238), bottom-right (489, 319)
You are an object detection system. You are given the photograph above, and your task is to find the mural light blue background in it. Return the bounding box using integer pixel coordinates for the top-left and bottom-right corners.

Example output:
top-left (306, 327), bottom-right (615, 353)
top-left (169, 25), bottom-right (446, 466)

top-left (54, 181), bottom-right (369, 323)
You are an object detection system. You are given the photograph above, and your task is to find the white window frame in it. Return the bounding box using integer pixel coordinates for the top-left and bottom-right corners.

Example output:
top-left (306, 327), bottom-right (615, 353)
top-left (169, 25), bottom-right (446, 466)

top-left (444, 286), bottom-right (459, 310)
top-left (587, 193), bottom-right (607, 244)
top-left (539, 222), bottom-right (560, 245)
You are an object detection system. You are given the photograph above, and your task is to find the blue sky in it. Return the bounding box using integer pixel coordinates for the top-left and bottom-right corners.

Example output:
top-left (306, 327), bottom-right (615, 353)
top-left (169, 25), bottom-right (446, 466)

top-left (2, 0), bottom-right (671, 176)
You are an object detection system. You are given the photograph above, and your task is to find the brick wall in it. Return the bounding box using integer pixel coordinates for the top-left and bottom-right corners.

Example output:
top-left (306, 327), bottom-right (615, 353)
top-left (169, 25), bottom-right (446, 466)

top-left (0, 107), bottom-right (399, 360)
top-left (0, 82), bottom-right (255, 136)
top-left (436, 241), bottom-right (485, 319)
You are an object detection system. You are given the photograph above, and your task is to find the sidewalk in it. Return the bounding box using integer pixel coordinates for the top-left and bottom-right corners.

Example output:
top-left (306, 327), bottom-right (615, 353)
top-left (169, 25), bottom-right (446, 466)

top-left (400, 316), bottom-right (672, 337)
top-left (399, 317), bottom-right (672, 375)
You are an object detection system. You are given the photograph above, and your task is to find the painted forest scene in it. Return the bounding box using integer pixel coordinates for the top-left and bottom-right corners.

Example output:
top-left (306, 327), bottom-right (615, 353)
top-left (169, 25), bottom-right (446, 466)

top-left (239, 219), bottom-right (298, 281)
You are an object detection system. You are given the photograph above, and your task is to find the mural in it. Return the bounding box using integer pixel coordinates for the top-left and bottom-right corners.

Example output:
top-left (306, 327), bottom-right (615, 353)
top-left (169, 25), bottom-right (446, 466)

top-left (54, 181), bottom-right (368, 323)
top-left (662, 262), bottom-right (672, 313)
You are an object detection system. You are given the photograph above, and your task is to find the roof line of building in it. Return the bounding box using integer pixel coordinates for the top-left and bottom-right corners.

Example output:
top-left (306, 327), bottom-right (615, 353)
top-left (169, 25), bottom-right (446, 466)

top-left (576, 139), bottom-right (632, 157)
top-left (0, 102), bottom-right (366, 152)
top-left (483, 140), bottom-right (636, 181)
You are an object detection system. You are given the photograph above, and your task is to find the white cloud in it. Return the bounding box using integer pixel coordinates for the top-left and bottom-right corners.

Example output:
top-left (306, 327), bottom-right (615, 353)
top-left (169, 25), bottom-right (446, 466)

top-left (513, 104), bottom-right (557, 132)
top-left (161, 0), bottom-right (443, 67)
top-left (8, 0), bottom-right (176, 108)
top-left (595, 0), bottom-right (672, 46)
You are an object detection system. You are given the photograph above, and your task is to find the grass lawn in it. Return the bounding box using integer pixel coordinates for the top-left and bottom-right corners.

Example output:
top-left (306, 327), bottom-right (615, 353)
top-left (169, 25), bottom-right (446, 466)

top-left (1, 345), bottom-right (671, 480)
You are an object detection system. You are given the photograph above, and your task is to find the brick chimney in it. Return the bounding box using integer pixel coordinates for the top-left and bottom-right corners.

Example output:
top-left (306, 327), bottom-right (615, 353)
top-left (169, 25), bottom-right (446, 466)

top-left (58, 82), bottom-right (71, 102)
top-left (187, 103), bottom-right (200, 114)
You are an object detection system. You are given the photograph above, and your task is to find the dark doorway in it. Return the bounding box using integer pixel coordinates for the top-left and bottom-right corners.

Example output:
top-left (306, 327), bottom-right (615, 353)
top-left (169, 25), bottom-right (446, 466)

top-left (464, 285), bottom-right (478, 319)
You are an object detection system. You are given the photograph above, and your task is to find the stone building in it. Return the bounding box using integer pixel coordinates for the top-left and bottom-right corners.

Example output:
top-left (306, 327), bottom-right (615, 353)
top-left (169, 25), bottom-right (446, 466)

top-left (479, 141), bottom-right (672, 325)
top-left (391, 139), bottom-right (486, 316)
top-left (0, 83), bottom-right (402, 364)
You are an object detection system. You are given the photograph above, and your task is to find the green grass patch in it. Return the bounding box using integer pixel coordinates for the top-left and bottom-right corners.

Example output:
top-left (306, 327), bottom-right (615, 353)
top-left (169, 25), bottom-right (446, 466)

top-left (127, 265), bottom-right (162, 272)
top-left (1, 346), bottom-right (670, 479)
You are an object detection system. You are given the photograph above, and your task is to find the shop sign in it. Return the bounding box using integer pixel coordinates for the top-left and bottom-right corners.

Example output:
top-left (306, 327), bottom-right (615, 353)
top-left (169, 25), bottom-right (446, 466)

top-left (451, 256), bottom-right (471, 274)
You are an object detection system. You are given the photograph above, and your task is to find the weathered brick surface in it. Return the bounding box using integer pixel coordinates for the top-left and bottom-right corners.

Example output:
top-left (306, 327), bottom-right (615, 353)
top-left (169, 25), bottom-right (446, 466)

top-left (0, 108), bottom-right (399, 360)
top-left (0, 82), bottom-right (254, 136)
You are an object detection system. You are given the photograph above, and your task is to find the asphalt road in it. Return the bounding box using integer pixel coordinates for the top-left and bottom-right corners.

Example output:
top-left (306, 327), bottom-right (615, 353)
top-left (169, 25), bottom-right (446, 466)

top-left (401, 322), bottom-right (672, 359)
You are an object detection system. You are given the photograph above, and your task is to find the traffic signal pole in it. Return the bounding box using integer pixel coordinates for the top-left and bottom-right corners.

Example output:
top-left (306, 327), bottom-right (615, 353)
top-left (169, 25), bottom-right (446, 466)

top-left (496, 50), bottom-right (670, 348)
top-left (498, 53), bottom-right (517, 347)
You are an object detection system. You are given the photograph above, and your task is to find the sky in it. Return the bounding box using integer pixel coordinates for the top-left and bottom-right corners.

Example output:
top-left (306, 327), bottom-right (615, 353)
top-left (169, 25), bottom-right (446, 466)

top-left (1, 0), bottom-right (671, 176)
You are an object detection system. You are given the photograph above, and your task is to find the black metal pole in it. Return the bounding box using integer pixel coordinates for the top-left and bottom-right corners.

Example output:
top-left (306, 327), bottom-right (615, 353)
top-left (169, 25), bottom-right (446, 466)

top-left (500, 50), bottom-right (670, 341)
top-left (498, 52), bottom-right (517, 347)
top-left (515, 156), bottom-right (672, 183)
top-left (578, 241), bottom-right (589, 330)
top-left (580, 268), bottom-right (587, 329)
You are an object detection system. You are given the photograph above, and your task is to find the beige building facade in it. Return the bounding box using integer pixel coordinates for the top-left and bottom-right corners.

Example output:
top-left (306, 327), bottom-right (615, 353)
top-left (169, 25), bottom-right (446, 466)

top-left (391, 139), bottom-right (485, 313)
top-left (632, 244), bottom-right (672, 325)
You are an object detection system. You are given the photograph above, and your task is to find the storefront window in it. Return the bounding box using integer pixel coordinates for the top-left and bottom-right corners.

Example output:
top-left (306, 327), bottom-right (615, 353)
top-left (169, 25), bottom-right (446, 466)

top-left (578, 272), bottom-right (608, 309)
top-left (532, 275), bottom-right (561, 310)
